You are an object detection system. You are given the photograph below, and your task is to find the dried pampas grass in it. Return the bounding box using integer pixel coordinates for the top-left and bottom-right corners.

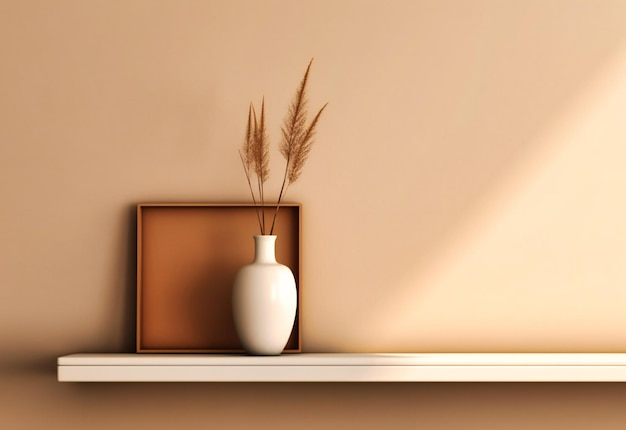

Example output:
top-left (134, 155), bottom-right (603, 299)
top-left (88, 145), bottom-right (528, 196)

top-left (239, 59), bottom-right (327, 235)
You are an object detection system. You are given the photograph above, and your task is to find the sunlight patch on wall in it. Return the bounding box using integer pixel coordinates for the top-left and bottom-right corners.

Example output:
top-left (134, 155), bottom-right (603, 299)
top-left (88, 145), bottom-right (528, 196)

top-left (368, 44), bottom-right (626, 352)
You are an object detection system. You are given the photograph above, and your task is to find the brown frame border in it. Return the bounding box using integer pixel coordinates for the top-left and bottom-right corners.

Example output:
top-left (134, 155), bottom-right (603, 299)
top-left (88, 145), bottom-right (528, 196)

top-left (136, 203), bottom-right (302, 353)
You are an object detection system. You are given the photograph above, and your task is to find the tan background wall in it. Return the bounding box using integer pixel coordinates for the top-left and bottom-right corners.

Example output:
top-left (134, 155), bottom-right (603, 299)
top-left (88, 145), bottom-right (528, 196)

top-left (2, 0), bottom-right (626, 428)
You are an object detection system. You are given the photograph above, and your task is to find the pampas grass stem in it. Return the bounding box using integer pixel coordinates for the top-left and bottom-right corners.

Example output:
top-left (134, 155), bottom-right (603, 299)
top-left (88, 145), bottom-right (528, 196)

top-left (239, 59), bottom-right (326, 236)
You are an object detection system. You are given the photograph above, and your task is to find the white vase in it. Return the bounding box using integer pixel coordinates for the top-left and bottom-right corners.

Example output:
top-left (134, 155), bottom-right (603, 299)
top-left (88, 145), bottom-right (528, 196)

top-left (232, 235), bottom-right (297, 355)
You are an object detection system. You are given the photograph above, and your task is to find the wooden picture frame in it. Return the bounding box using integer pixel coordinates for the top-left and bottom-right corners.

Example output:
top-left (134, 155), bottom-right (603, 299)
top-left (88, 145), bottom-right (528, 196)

top-left (136, 203), bottom-right (301, 353)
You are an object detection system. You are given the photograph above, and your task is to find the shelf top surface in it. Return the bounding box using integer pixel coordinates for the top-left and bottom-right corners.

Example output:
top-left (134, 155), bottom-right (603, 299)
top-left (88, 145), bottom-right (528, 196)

top-left (58, 353), bottom-right (626, 366)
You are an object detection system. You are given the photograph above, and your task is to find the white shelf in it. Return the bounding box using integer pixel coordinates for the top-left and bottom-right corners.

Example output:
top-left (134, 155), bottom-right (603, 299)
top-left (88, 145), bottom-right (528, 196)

top-left (57, 353), bottom-right (626, 382)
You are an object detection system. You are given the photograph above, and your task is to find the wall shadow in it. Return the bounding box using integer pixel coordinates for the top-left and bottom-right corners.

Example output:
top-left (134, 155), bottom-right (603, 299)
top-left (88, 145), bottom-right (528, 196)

top-left (120, 204), bottom-right (138, 352)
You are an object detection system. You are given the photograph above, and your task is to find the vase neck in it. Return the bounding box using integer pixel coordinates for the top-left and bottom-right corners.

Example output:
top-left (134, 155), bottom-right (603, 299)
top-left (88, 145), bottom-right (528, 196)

top-left (254, 235), bottom-right (277, 264)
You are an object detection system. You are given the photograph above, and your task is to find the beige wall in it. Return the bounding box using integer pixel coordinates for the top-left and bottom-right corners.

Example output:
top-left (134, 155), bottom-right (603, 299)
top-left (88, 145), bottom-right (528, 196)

top-left (2, 0), bottom-right (626, 428)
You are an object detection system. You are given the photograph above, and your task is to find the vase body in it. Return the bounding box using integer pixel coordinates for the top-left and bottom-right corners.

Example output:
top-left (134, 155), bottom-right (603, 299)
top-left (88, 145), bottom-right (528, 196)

top-left (232, 235), bottom-right (297, 355)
